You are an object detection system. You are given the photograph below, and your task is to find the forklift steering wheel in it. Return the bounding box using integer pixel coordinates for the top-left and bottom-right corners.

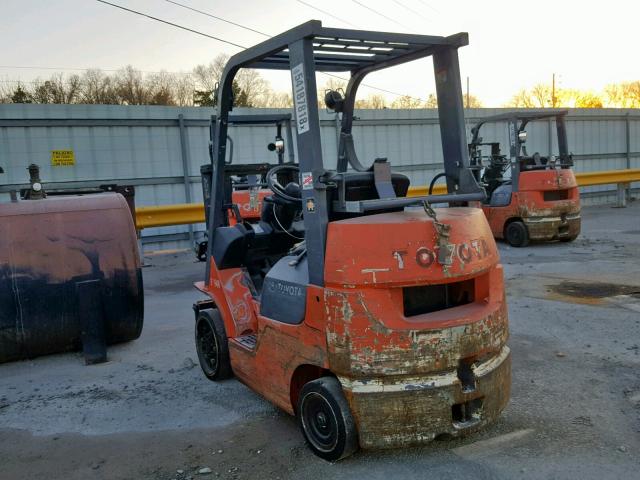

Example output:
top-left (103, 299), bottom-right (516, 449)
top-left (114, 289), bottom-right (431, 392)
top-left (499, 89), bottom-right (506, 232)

top-left (266, 164), bottom-right (302, 204)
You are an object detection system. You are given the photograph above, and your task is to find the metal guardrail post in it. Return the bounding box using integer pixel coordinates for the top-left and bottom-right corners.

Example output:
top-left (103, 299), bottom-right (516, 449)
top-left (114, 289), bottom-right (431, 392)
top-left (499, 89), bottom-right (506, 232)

top-left (617, 182), bottom-right (629, 208)
top-left (625, 113), bottom-right (631, 204)
top-left (178, 114), bottom-right (195, 245)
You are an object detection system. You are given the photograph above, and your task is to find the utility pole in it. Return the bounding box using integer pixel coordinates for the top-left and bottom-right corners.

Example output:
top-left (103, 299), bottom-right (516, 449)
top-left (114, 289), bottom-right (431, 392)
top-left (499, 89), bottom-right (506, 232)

top-left (466, 76), bottom-right (470, 109)
top-left (552, 73), bottom-right (556, 108)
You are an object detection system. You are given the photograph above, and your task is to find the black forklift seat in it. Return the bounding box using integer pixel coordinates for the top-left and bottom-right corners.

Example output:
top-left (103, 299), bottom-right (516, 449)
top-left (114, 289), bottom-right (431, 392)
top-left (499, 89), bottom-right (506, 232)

top-left (327, 171), bottom-right (410, 220)
top-left (521, 152), bottom-right (549, 170)
top-left (335, 171), bottom-right (410, 201)
top-left (211, 223), bottom-right (253, 269)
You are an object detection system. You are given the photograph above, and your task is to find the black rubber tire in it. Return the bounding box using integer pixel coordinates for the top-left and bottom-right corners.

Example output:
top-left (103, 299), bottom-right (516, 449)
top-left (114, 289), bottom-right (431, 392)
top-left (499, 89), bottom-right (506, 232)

top-left (195, 309), bottom-right (232, 381)
top-left (505, 220), bottom-right (530, 247)
top-left (297, 377), bottom-right (358, 461)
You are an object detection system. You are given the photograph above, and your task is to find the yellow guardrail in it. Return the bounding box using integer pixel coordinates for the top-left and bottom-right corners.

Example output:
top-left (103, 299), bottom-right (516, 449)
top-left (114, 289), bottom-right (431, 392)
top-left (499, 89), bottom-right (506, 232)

top-left (407, 168), bottom-right (640, 197)
top-left (136, 203), bottom-right (205, 229)
top-left (134, 169), bottom-right (640, 229)
top-left (573, 168), bottom-right (640, 187)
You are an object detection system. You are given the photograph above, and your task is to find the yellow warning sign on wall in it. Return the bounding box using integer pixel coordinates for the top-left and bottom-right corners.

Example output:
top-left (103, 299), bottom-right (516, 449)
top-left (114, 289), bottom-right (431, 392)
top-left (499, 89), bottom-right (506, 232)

top-left (51, 150), bottom-right (75, 166)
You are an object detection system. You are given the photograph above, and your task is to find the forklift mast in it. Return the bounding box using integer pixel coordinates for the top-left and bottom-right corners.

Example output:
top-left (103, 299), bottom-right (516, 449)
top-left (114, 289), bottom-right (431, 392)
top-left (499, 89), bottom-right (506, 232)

top-left (207, 20), bottom-right (483, 286)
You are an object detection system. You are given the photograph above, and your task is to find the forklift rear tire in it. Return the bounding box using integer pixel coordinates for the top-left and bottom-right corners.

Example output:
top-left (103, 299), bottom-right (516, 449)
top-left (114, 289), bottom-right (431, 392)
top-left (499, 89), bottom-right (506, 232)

top-left (505, 221), bottom-right (530, 247)
top-left (195, 309), bottom-right (232, 381)
top-left (297, 377), bottom-right (358, 461)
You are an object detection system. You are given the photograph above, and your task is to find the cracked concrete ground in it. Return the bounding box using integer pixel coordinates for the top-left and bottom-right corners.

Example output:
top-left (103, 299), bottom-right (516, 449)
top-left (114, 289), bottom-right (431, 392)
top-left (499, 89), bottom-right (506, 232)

top-left (1, 202), bottom-right (639, 480)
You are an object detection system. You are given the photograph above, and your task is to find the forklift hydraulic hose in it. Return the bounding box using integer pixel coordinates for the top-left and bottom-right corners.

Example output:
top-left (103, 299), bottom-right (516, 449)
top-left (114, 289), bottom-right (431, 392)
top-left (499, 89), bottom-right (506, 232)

top-left (429, 172), bottom-right (447, 195)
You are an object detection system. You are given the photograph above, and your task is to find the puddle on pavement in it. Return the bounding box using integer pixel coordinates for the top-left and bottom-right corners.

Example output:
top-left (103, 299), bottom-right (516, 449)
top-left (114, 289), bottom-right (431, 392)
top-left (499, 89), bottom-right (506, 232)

top-left (546, 281), bottom-right (640, 305)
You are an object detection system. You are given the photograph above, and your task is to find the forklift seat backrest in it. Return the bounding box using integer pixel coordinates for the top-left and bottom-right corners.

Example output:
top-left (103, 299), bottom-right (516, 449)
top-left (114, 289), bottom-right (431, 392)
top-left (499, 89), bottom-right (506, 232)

top-left (337, 171), bottom-right (410, 201)
top-left (211, 223), bottom-right (253, 269)
top-left (328, 171), bottom-right (410, 219)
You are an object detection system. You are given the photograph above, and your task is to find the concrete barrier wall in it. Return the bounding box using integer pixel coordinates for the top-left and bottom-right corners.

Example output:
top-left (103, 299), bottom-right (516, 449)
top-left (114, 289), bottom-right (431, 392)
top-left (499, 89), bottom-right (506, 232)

top-left (1, 104), bottom-right (638, 251)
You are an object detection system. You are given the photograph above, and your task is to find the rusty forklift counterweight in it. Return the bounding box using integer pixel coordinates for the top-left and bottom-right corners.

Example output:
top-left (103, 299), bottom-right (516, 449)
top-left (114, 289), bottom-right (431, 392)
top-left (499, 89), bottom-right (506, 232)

top-left (192, 20), bottom-right (511, 460)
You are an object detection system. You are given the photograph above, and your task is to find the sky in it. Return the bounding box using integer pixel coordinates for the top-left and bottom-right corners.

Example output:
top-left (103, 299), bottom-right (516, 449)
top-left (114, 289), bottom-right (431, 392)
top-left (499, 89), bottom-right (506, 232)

top-left (1, 0), bottom-right (639, 106)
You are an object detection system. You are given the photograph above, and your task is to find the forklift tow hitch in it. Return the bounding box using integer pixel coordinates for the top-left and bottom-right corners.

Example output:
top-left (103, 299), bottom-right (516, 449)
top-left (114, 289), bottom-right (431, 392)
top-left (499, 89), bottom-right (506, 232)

top-left (423, 200), bottom-right (453, 266)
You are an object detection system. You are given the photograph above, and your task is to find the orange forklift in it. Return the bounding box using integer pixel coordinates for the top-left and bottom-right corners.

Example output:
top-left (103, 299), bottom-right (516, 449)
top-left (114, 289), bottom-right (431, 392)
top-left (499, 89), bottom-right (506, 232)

top-left (193, 21), bottom-right (510, 460)
top-left (466, 111), bottom-right (581, 247)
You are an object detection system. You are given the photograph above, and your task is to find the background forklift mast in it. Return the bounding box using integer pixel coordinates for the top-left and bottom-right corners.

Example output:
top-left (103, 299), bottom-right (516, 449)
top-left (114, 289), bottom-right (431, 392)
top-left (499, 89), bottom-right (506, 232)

top-left (469, 111), bottom-right (573, 195)
top-left (194, 21), bottom-right (510, 460)
top-left (196, 114), bottom-right (295, 260)
top-left (467, 111), bottom-right (581, 246)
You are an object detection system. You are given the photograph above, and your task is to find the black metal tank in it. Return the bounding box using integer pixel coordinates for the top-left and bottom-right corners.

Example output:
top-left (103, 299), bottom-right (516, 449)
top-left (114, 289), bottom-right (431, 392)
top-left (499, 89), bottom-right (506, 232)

top-left (0, 193), bottom-right (143, 363)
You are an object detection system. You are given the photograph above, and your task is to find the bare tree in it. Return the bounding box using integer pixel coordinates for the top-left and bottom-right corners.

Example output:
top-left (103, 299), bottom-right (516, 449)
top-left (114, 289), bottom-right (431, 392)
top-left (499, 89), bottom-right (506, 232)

top-left (80, 69), bottom-right (119, 104)
top-left (171, 75), bottom-right (195, 106)
top-left (264, 91), bottom-right (293, 108)
top-left (193, 54), bottom-right (228, 92)
top-left (192, 54), bottom-right (270, 107)
top-left (620, 81), bottom-right (640, 107)
top-left (0, 82), bottom-right (13, 103)
top-left (146, 71), bottom-right (178, 106)
top-left (506, 88), bottom-right (536, 108)
top-left (355, 94), bottom-right (387, 108)
top-left (26, 73), bottom-right (81, 104)
top-left (466, 94), bottom-right (483, 108)
top-left (574, 91), bottom-right (603, 108)
top-left (391, 94), bottom-right (422, 109)
top-left (531, 83), bottom-right (552, 107)
top-left (116, 66), bottom-right (150, 105)
top-left (236, 69), bottom-right (270, 107)
top-left (424, 93), bottom-right (437, 108)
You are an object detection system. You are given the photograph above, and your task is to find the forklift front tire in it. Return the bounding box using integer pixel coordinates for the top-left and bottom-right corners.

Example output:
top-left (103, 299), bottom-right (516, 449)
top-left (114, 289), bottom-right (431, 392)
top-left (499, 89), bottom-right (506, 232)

top-left (195, 309), bottom-right (232, 381)
top-left (505, 220), bottom-right (530, 247)
top-left (297, 377), bottom-right (358, 461)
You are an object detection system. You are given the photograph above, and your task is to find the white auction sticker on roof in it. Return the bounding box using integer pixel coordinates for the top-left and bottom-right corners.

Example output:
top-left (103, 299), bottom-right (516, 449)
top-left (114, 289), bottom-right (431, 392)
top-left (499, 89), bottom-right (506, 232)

top-left (301, 172), bottom-right (314, 190)
top-left (291, 63), bottom-right (309, 134)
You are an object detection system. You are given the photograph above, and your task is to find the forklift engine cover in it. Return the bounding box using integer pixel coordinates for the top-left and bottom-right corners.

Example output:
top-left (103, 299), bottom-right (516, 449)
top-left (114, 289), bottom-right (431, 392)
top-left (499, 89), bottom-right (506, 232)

top-left (323, 207), bottom-right (509, 448)
top-left (0, 194), bottom-right (143, 363)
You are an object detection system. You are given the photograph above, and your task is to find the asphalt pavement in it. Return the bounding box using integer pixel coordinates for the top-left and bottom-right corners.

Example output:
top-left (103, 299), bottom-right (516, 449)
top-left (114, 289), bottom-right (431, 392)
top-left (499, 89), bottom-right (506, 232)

top-left (1, 202), bottom-right (639, 480)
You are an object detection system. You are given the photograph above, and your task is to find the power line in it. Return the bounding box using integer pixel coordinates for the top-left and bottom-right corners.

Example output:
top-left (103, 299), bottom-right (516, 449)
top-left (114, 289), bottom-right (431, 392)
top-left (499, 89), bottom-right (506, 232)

top-left (417, 0), bottom-right (442, 15)
top-left (392, 0), bottom-right (433, 23)
top-left (94, 0), bottom-right (426, 102)
top-left (95, 0), bottom-right (245, 49)
top-left (294, 0), bottom-right (358, 28)
top-left (164, 0), bottom-right (269, 37)
top-left (350, 0), bottom-right (413, 30)
top-left (162, 0), bottom-right (425, 101)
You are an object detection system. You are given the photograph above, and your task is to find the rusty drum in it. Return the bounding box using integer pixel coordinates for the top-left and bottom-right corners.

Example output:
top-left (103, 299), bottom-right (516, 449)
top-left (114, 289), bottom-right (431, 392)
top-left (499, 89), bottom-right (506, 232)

top-left (0, 193), bottom-right (143, 363)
